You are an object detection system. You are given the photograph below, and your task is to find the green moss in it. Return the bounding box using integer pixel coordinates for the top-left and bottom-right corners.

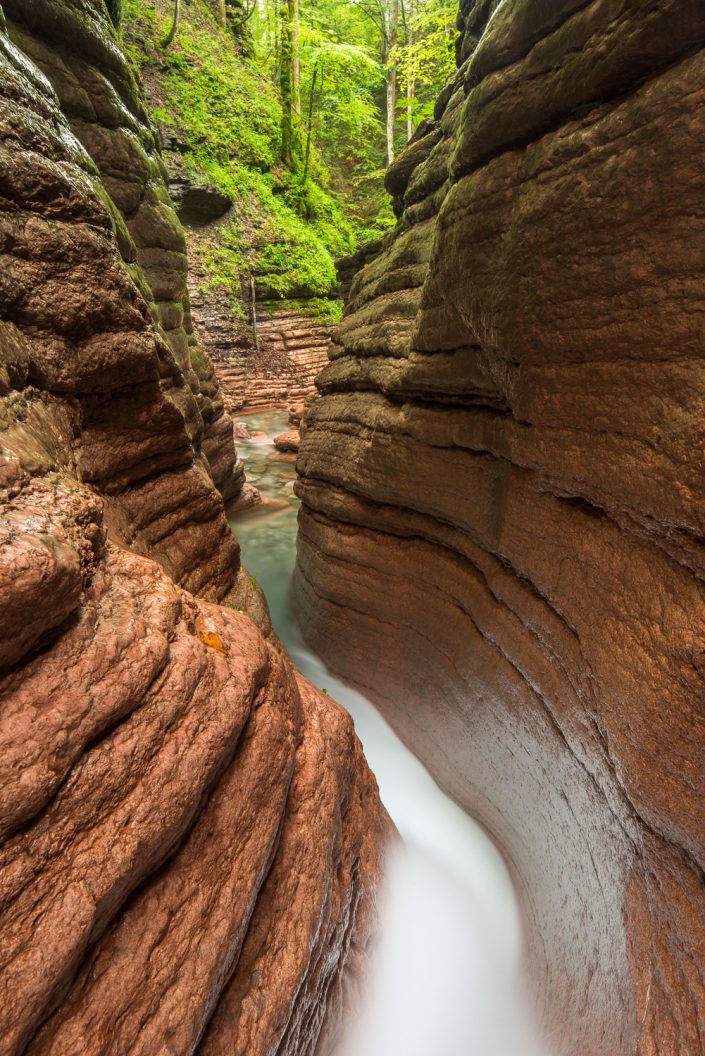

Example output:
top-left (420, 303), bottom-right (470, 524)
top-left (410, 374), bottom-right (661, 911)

top-left (267, 297), bottom-right (343, 325)
top-left (306, 298), bottom-right (344, 325)
top-left (188, 344), bottom-right (209, 380)
top-left (124, 0), bottom-right (358, 308)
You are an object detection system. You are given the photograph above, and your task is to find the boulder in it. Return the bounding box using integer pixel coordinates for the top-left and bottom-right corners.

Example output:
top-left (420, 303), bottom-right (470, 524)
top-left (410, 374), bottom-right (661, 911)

top-left (274, 428), bottom-right (300, 454)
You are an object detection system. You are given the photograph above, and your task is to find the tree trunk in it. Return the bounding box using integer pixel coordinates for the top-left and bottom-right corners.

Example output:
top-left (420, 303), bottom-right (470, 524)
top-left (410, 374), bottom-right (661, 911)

top-left (280, 0), bottom-right (297, 166)
top-left (406, 0), bottom-right (414, 141)
top-left (210, 0), bottom-right (226, 27)
top-left (384, 0), bottom-right (398, 166)
top-left (302, 60), bottom-right (319, 183)
top-left (272, 0), bottom-right (280, 75)
top-left (105, 0), bottom-right (122, 29)
top-left (292, 0), bottom-right (301, 115)
top-left (162, 0), bottom-right (181, 47)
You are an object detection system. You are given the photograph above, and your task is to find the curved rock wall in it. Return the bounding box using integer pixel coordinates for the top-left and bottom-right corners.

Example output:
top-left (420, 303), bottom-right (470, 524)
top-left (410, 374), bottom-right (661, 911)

top-left (0, 6), bottom-right (389, 1053)
top-left (4, 0), bottom-right (244, 506)
top-left (294, 1), bottom-right (705, 1052)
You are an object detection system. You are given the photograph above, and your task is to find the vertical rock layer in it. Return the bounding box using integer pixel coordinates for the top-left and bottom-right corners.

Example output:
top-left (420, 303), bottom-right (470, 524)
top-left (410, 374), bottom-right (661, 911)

top-left (0, 5), bottom-right (390, 1053)
top-left (295, 1), bottom-right (705, 1052)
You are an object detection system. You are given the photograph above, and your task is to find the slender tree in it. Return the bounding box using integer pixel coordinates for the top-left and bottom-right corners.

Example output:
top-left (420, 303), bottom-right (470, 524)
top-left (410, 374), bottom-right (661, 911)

top-left (209, 0), bottom-right (227, 26)
top-left (302, 59), bottom-right (320, 182)
top-left (280, 0), bottom-right (299, 165)
top-left (292, 0), bottom-right (302, 115)
top-left (162, 0), bottom-right (181, 47)
top-left (406, 0), bottom-right (415, 140)
top-left (383, 0), bottom-right (398, 166)
top-left (104, 0), bottom-right (122, 28)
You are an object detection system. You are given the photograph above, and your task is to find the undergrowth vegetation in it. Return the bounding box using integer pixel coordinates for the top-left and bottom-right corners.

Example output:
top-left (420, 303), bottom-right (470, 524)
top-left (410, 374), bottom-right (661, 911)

top-left (124, 0), bottom-right (359, 309)
top-left (121, 0), bottom-right (456, 318)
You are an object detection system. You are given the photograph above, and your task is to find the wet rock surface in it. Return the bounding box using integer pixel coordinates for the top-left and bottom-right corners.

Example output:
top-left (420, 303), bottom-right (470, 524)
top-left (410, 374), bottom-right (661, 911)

top-left (0, 6), bottom-right (390, 1054)
top-left (294, 1), bottom-right (705, 1053)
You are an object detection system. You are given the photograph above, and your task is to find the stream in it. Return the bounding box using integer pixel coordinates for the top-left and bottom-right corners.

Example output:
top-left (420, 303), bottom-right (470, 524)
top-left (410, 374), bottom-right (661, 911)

top-left (229, 409), bottom-right (548, 1056)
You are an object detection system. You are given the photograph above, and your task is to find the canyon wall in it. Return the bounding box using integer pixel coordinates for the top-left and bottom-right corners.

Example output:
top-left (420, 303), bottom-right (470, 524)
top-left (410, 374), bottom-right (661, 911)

top-left (170, 183), bottom-right (334, 416)
top-left (190, 282), bottom-right (332, 415)
top-left (294, 1), bottom-right (705, 1052)
top-left (0, 3), bottom-right (389, 1053)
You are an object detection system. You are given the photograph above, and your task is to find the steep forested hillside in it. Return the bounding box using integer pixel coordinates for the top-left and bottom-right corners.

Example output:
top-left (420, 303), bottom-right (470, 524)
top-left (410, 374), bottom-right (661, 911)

top-left (118, 0), bottom-right (456, 324)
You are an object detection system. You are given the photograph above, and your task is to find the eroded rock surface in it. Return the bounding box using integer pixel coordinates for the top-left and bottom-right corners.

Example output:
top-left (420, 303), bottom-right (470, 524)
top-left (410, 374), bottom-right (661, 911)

top-left (190, 289), bottom-right (334, 414)
top-left (274, 428), bottom-right (300, 454)
top-left (0, 7), bottom-right (390, 1054)
top-left (3, 0), bottom-right (244, 507)
top-left (295, 2), bottom-right (705, 1053)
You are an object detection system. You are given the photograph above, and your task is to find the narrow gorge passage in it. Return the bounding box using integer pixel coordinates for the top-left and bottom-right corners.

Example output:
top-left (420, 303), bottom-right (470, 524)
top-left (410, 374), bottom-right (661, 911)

top-left (230, 411), bottom-right (547, 1056)
top-left (3, 0), bottom-right (703, 1052)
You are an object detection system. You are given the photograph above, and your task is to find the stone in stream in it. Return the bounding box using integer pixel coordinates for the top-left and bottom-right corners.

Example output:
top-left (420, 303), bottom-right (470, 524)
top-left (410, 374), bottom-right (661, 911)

top-left (0, 5), bottom-right (392, 1055)
top-left (274, 429), bottom-right (300, 454)
top-left (227, 481), bottom-right (264, 513)
top-left (294, 1), bottom-right (705, 1054)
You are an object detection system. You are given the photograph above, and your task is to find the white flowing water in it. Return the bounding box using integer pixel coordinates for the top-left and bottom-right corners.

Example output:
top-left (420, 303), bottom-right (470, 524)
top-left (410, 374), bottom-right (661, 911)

top-left (230, 410), bottom-right (549, 1056)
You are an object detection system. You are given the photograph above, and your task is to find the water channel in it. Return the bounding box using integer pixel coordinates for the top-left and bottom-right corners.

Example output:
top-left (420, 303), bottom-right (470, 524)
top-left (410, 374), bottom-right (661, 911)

top-left (229, 409), bottom-right (548, 1056)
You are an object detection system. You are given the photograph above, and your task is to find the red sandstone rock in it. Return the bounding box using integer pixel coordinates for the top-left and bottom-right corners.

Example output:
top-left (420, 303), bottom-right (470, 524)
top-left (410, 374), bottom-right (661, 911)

top-left (234, 420), bottom-right (253, 440)
top-left (294, 2), bottom-right (705, 1053)
top-left (0, 10), bottom-right (390, 1055)
top-left (274, 428), bottom-right (300, 453)
top-left (4, 0), bottom-right (243, 507)
top-left (287, 402), bottom-right (305, 425)
top-left (227, 481), bottom-right (263, 513)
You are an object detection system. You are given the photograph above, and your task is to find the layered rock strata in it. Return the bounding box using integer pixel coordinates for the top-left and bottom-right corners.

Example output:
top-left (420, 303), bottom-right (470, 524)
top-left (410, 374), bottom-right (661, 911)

top-left (188, 279), bottom-right (333, 414)
top-left (4, 0), bottom-right (244, 506)
top-left (188, 274), bottom-right (257, 413)
top-left (246, 307), bottom-right (333, 411)
top-left (0, 6), bottom-right (389, 1054)
top-left (295, 1), bottom-right (705, 1053)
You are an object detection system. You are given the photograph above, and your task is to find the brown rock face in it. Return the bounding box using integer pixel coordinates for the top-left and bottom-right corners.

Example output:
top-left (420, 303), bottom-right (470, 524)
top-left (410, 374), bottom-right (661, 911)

top-left (295, 2), bottom-right (705, 1053)
top-left (275, 428), bottom-right (300, 454)
top-left (247, 308), bottom-right (333, 411)
top-left (3, 0), bottom-right (243, 508)
top-left (188, 273), bottom-right (334, 413)
top-left (0, 7), bottom-right (390, 1054)
top-left (195, 300), bottom-right (334, 414)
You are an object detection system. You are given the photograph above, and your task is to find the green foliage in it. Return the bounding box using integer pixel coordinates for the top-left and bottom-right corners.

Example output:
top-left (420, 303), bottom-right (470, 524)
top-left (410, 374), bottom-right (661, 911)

top-left (299, 298), bottom-right (343, 325)
top-left (249, 0), bottom-right (458, 225)
top-left (124, 0), bottom-right (354, 302)
top-left (393, 0), bottom-right (458, 125)
top-left (123, 0), bottom-right (459, 318)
